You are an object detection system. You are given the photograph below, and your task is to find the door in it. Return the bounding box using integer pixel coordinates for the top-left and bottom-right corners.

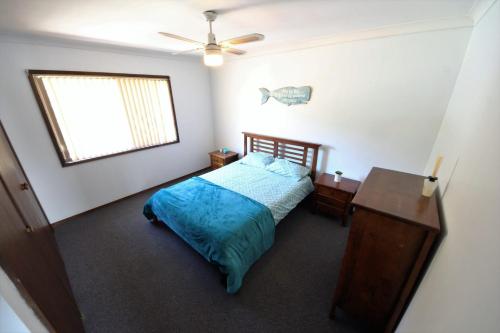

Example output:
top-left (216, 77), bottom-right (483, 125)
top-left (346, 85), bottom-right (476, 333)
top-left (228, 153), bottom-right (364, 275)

top-left (0, 122), bottom-right (84, 332)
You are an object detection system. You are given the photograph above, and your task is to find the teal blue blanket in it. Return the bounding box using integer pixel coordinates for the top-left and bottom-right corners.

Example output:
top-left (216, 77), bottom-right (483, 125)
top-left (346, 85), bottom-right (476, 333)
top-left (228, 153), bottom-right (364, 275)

top-left (143, 177), bottom-right (275, 294)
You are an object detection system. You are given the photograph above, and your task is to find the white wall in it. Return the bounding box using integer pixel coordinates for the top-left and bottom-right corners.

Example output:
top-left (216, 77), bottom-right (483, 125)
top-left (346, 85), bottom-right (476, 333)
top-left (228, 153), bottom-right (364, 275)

top-left (0, 267), bottom-right (48, 333)
top-left (210, 28), bottom-right (471, 181)
top-left (398, 1), bottom-right (500, 332)
top-left (0, 296), bottom-right (30, 333)
top-left (0, 40), bottom-right (214, 222)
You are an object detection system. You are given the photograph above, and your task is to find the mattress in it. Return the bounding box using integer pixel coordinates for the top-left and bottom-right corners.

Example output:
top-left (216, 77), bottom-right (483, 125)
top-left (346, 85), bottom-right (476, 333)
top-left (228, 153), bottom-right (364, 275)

top-left (200, 161), bottom-right (314, 223)
top-left (143, 177), bottom-right (274, 294)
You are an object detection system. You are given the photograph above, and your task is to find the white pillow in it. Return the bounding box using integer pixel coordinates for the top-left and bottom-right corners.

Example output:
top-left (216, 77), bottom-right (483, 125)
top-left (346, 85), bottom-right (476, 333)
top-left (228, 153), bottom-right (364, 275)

top-left (240, 152), bottom-right (275, 168)
top-left (265, 158), bottom-right (311, 181)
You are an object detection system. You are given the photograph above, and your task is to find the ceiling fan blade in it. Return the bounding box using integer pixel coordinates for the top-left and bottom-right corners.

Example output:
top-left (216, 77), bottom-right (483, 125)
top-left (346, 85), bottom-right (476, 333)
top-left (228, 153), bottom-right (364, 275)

top-left (171, 48), bottom-right (204, 56)
top-left (159, 32), bottom-right (204, 45)
top-left (222, 47), bottom-right (246, 55)
top-left (220, 33), bottom-right (264, 46)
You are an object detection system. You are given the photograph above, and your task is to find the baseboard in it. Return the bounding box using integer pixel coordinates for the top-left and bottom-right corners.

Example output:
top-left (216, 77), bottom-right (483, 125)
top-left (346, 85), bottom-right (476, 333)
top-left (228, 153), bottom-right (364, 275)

top-left (52, 166), bottom-right (211, 227)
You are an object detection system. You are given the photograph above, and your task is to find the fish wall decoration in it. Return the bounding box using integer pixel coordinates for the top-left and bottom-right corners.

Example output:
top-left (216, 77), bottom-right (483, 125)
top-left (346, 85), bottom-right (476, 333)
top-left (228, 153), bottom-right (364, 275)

top-left (259, 86), bottom-right (312, 106)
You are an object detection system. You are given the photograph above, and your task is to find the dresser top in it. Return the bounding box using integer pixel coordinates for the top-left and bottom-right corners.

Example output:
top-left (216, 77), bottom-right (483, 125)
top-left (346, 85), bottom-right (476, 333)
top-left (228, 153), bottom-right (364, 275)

top-left (315, 173), bottom-right (361, 194)
top-left (352, 167), bottom-right (441, 231)
top-left (209, 151), bottom-right (238, 159)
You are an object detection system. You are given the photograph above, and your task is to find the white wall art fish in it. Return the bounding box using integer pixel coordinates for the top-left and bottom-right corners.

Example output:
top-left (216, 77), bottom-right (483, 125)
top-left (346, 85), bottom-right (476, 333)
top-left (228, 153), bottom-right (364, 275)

top-left (259, 86), bottom-right (312, 106)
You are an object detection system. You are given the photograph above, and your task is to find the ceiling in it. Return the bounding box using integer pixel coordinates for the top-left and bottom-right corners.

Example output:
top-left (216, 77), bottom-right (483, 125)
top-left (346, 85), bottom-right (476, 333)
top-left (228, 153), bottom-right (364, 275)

top-left (0, 0), bottom-right (480, 56)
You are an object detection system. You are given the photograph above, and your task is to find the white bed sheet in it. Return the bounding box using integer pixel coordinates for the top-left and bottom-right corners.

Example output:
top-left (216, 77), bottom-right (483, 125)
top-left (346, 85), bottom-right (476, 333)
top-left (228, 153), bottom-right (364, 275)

top-left (200, 161), bottom-right (314, 224)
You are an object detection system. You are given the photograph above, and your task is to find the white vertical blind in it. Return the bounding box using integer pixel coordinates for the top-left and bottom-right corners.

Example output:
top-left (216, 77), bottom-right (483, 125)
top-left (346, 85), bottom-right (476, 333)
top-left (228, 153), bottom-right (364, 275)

top-left (35, 74), bottom-right (178, 163)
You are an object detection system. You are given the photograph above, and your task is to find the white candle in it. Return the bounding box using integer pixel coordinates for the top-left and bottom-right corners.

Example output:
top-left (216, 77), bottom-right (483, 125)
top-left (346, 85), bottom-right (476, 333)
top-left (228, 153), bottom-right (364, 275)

top-left (432, 156), bottom-right (443, 177)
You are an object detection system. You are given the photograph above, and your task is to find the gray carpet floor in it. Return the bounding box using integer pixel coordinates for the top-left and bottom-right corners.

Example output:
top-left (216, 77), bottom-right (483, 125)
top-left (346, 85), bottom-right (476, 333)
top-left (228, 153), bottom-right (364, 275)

top-left (55, 181), bottom-right (368, 333)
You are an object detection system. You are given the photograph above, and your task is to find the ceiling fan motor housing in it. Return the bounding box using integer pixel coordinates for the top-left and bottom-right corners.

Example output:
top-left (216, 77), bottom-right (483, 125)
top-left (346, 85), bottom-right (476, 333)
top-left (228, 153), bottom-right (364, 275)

top-left (205, 43), bottom-right (221, 54)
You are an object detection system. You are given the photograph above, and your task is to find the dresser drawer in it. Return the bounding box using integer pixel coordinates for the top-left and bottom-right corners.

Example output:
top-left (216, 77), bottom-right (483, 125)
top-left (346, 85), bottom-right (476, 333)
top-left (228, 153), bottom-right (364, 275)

top-left (211, 156), bottom-right (223, 165)
top-left (316, 201), bottom-right (345, 216)
top-left (212, 162), bottom-right (223, 169)
top-left (316, 185), bottom-right (351, 202)
top-left (316, 193), bottom-right (347, 209)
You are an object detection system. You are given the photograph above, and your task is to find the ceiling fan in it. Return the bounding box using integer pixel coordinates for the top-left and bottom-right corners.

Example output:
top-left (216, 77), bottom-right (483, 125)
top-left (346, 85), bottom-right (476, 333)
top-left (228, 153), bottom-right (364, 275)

top-left (159, 10), bottom-right (265, 67)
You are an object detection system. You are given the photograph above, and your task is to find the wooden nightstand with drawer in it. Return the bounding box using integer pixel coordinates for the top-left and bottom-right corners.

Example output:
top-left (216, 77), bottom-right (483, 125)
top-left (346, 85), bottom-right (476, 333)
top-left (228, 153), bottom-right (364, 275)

top-left (313, 173), bottom-right (361, 226)
top-left (209, 151), bottom-right (239, 170)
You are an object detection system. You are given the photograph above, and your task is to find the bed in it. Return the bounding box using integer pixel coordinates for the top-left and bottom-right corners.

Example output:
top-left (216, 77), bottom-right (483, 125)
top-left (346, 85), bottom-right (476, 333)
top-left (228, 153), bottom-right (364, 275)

top-left (143, 132), bottom-right (321, 293)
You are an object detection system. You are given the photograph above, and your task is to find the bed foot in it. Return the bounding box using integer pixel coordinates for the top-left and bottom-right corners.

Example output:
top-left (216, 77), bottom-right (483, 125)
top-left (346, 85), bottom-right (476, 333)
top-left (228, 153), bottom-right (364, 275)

top-left (330, 305), bottom-right (337, 319)
top-left (150, 217), bottom-right (162, 226)
top-left (220, 274), bottom-right (227, 288)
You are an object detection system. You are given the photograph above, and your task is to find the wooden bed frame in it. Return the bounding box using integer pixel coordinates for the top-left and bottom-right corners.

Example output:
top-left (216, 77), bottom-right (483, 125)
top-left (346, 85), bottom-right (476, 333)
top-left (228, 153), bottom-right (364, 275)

top-left (150, 133), bottom-right (322, 289)
top-left (242, 132), bottom-right (321, 180)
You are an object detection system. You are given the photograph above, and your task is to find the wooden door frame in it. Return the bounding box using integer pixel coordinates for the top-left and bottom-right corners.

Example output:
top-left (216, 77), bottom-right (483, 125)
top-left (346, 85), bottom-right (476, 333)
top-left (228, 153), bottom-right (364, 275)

top-left (0, 120), bottom-right (84, 332)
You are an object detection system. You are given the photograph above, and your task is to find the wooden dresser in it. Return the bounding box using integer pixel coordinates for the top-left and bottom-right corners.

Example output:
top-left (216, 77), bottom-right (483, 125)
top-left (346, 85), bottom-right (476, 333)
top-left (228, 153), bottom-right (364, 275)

top-left (209, 151), bottom-right (238, 170)
top-left (331, 167), bottom-right (441, 332)
top-left (313, 173), bottom-right (361, 226)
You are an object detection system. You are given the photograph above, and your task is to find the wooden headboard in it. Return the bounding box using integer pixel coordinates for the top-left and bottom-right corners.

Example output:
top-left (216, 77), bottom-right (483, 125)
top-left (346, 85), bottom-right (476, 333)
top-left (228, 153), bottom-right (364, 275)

top-left (242, 132), bottom-right (321, 179)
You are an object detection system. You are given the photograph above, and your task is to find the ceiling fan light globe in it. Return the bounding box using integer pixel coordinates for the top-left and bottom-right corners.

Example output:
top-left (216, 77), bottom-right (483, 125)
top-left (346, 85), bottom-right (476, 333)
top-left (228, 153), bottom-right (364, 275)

top-left (204, 49), bottom-right (223, 67)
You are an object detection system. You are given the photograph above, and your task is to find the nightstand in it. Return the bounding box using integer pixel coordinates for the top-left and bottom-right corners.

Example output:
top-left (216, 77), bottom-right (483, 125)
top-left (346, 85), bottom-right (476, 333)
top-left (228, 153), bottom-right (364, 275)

top-left (209, 151), bottom-right (238, 170)
top-left (313, 173), bottom-right (361, 226)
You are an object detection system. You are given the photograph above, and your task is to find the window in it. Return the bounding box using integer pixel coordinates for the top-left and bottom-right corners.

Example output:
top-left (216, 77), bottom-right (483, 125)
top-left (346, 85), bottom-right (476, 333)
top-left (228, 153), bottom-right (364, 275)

top-left (28, 70), bottom-right (179, 166)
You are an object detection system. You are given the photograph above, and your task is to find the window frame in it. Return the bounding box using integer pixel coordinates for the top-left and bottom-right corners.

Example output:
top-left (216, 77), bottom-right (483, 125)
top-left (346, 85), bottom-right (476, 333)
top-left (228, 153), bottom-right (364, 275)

top-left (27, 70), bottom-right (180, 167)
